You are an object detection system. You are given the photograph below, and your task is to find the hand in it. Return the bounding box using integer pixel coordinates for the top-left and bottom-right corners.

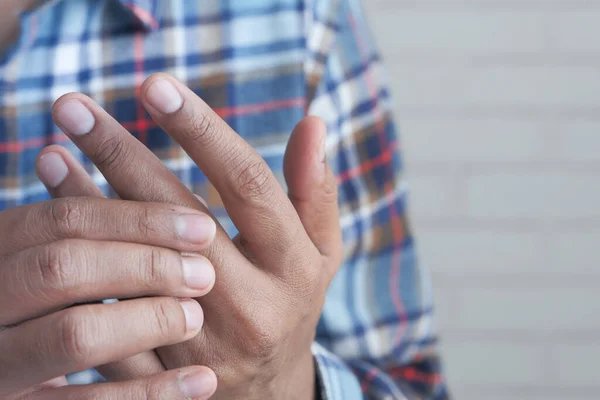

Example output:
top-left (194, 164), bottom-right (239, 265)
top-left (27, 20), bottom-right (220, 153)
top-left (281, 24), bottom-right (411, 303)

top-left (0, 153), bottom-right (219, 399)
top-left (45, 73), bottom-right (343, 399)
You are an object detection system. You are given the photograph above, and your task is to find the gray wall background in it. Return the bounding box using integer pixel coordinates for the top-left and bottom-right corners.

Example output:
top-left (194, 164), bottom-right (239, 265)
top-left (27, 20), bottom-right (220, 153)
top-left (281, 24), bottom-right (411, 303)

top-left (363, 1), bottom-right (600, 399)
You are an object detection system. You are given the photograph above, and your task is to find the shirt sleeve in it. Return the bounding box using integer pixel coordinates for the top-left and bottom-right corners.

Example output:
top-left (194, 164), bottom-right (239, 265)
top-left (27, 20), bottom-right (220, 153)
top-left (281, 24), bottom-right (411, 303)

top-left (305, 1), bottom-right (449, 399)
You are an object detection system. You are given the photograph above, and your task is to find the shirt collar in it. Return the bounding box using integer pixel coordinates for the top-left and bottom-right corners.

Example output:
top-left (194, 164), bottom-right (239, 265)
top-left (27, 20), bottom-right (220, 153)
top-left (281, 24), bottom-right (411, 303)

top-left (116, 0), bottom-right (162, 31)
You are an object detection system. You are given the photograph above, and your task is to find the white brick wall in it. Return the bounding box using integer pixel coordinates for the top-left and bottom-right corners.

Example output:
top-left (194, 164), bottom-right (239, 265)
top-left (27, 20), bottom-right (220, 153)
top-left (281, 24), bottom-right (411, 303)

top-left (364, 1), bottom-right (600, 399)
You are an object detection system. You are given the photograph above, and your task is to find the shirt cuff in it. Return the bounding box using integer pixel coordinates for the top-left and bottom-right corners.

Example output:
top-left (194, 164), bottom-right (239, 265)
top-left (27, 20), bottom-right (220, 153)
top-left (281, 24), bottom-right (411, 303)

top-left (312, 342), bottom-right (363, 400)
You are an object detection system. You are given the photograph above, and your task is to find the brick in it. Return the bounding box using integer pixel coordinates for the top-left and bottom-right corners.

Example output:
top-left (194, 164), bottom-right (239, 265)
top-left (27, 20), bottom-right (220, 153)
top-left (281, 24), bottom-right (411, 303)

top-left (551, 121), bottom-right (600, 161)
top-left (551, 344), bottom-right (600, 386)
top-left (465, 172), bottom-right (600, 218)
top-left (369, 10), bottom-right (546, 54)
top-left (442, 341), bottom-right (546, 386)
top-left (398, 114), bottom-right (600, 168)
top-left (547, 233), bottom-right (600, 275)
top-left (400, 119), bottom-right (548, 164)
top-left (419, 231), bottom-right (545, 275)
top-left (454, 393), bottom-right (596, 400)
top-left (550, 11), bottom-right (600, 52)
top-left (371, 0), bottom-right (600, 8)
top-left (390, 66), bottom-right (600, 108)
top-left (406, 174), bottom-right (458, 218)
top-left (431, 285), bottom-right (457, 332)
top-left (452, 288), bottom-right (600, 331)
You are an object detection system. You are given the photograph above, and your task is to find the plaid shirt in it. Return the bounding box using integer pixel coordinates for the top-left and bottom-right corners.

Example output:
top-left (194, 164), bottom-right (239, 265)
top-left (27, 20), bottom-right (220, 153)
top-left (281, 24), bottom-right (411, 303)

top-left (0, 0), bottom-right (448, 398)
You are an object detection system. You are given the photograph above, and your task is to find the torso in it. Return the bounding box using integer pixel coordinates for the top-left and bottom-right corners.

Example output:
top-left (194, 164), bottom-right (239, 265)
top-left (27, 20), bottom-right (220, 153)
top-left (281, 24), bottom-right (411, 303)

top-left (0, 0), bottom-right (312, 227)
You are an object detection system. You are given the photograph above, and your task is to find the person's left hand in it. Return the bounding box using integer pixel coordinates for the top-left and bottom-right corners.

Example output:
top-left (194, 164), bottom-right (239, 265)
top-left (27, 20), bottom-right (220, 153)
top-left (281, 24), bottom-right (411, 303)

top-left (40, 73), bottom-right (343, 399)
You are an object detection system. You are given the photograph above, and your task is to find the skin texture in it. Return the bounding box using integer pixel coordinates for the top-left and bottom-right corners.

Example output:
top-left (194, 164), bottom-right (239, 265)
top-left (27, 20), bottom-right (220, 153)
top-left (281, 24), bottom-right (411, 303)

top-left (0, 115), bottom-right (219, 396)
top-left (9, 73), bottom-right (343, 399)
top-left (0, 196), bottom-right (219, 398)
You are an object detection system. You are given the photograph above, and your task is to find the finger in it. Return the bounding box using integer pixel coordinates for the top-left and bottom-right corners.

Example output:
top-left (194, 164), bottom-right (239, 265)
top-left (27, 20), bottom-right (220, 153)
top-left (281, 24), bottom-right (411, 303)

top-left (49, 91), bottom-right (263, 342)
top-left (36, 146), bottom-right (104, 198)
top-left (36, 146), bottom-right (168, 382)
top-left (0, 297), bottom-right (204, 392)
top-left (140, 73), bottom-right (305, 269)
top-left (28, 366), bottom-right (217, 400)
top-left (96, 351), bottom-right (167, 382)
top-left (0, 239), bottom-right (214, 326)
top-left (51, 93), bottom-right (206, 207)
top-left (283, 117), bottom-right (342, 265)
top-left (3, 376), bottom-right (68, 400)
top-left (50, 92), bottom-right (248, 294)
top-left (0, 197), bottom-right (215, 256)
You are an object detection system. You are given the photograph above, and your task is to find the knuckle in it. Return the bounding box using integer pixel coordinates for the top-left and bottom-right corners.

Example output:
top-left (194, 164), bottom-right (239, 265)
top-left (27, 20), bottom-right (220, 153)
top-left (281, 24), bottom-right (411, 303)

top-left (245, 316), bottom-right (280, 361)
top-left (59, 311), bottom-right (95, 367)
top-left (136, 206), bottom-right (156, 238)
top-left (49, 198), bottom-right (84, 235)
top-left (234, 158), bottom-right (274, 202)
top-left (144, 247), bottom-right (169, 287)
top-left (93, 135), bottom-right (128, 171)
top-left (185, 112), bottom-right (215, 144)
top-left (150, 300), bottom-right (178, 339)
top-left (142, 380), bottom-right (163, 400)
top-left (37, 241), bottom-right (77, 294)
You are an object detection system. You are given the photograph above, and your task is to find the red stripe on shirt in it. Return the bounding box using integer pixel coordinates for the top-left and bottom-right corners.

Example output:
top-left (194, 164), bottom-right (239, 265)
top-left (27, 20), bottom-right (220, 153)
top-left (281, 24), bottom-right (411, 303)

top-left (214, 97), bottom-right (305, 119)
top-left (349, 12), bottom-right (408, 392)
top-left (336, 140), bottom-right (396, 184)
top-left (0, 134), bottom-right (68, 152)
top-left (133, 32), bottom-right (149, 144)
top-left (0, 98), bottom-right (303, 153)
top-left (123, 4), bottom-right (159, 30)
top-left (389, 367), bottom-right (443, 385)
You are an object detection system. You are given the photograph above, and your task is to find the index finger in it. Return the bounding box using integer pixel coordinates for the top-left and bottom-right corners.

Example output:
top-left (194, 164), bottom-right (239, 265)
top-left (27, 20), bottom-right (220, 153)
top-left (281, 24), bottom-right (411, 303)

top-left (140, 74), bottom-right (304, 268)
top-left (0, 198), bottom-right (215, 256)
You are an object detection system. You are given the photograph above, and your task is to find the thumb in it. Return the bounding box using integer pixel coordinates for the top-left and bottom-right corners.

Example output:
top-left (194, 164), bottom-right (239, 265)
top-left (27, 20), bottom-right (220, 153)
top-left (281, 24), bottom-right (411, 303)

top-left (283, 117), bottom-right (342, 266)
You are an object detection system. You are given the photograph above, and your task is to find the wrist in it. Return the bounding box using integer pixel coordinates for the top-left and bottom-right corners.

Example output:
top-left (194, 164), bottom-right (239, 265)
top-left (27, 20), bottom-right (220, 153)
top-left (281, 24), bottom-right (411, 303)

top-left (272, 350), bottom-right (315, 400)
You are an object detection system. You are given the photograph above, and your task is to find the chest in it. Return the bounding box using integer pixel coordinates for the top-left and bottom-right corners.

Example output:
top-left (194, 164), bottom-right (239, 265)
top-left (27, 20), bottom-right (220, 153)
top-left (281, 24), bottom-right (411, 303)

top-left (0, 1), bottom-right (307, 210)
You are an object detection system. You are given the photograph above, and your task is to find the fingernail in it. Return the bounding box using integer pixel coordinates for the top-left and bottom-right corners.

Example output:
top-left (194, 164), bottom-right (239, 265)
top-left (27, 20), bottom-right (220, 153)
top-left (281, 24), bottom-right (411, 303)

top-left (54, 99), bottom-right (95, 135)
top-left (175, 214), bottom-right (216, 244)
top-left (38, 152), bottom-right (68, 188)
top-left (182, 256), bottom-right (215, 290)
top-left (179, 299), bottom-right (203, 332)
top-left (180, 370), bottom-right (216, 399)
top-left (145, 79), bottom-right (183, 114)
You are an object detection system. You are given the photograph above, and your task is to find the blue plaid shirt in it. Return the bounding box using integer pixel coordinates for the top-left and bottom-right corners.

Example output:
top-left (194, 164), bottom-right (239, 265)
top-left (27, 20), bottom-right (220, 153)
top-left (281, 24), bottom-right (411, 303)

top-left (0, 0), bottom-right (448, 398)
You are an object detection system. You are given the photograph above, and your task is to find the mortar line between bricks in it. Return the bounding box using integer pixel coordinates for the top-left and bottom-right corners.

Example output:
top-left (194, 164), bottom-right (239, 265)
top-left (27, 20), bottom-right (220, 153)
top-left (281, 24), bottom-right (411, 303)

top-left (452, 384), bottom-right (600, 397)
top-left (384, 53), bottom-right (600, 67)
top-left (373, 1), bottom-right (600, 12)
top-left (395, 107), bottom-right (600, 120)
top-left (432, 274), bottom-right (600, 288)
top-left (441, 332), bottom-right (600, 346)
top-left (411, 218), bottom-right (600, 232)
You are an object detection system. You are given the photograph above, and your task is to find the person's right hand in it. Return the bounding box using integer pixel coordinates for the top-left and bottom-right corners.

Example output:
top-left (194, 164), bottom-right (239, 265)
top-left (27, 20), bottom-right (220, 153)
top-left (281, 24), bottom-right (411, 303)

top-left (0, 159), bottom-right (219, 399)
